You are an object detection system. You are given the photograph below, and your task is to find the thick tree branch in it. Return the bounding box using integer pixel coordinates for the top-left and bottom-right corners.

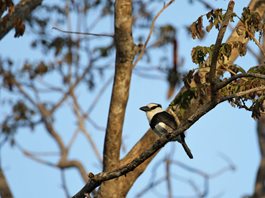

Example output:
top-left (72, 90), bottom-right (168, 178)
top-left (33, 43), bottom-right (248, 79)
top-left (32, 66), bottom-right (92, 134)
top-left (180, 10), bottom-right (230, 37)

top-left (0, 0), bottom-right (42, 40)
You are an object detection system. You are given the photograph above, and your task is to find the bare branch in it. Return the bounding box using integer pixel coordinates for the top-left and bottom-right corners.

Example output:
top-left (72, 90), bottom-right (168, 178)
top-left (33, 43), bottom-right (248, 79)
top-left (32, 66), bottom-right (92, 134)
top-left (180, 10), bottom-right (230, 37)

top-left (165, 158), bottom-right (172, 198)
top-left (66, 128), bottom-right (79, 150)
top-left (135, 176), bottom-right (166, 197)
top-left (61, 170), bottom-right (71, 198)
top-left (57, 160), bottom-right (88, 182)
top-left (71, 91), bottom-right (102, 163)
top-left (133, 0), bottom-right (175, 68)
top-left (38, 104), bottom-right (66, 155)
top-left (13, 79), bottom-right (66, 155)
top-left (15, 143), bottom-right (57, 168)
top-left (52, 27), bottom-right (114, 38)
top-left (50, 58), bottom-right (94, 114)
top-left (87, 75), bottom-right (113, 114)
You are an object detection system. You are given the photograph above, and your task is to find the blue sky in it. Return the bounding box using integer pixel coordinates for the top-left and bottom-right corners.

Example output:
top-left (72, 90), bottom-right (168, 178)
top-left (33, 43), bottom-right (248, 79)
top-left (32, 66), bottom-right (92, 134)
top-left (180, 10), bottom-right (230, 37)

top-left (0, 0), bottom-right (260, 197)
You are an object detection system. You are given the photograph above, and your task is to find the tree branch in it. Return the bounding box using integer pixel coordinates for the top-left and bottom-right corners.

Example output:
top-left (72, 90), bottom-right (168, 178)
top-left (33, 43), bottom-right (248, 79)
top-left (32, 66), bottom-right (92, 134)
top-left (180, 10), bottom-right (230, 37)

top-left (14, 79), bottom-right (67, 161)
top-left (219, 86), bottom-right (265, 102)
top-left (208, 1), bottom-right (235, 95)
top-left (215, 72), bottom-right (265, 91)
top-left (133, 0), bottom-right (175, 68)
top-left (52, 27), bottom-right (114, 38)
top-left (70, 91), bottom-right (102, 163)
top-left (57, 160), bottom-right (88, 182)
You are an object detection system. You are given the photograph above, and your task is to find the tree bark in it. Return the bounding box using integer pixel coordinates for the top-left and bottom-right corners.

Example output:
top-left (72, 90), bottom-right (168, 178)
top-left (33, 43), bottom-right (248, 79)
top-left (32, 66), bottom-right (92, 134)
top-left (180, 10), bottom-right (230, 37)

top-left (252, 9), bottom-right (265, 197)
top-left (253, 116), bottom-right (265, 197)
top-left (0, 169), bottom-right (13, 198)
top-left (99, 0), bottom-right (135, 197)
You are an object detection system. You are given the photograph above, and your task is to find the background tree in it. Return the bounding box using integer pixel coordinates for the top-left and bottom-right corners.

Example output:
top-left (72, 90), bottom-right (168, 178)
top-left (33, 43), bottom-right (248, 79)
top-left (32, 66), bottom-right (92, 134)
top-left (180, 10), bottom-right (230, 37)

top-left (0, 0), bottom-right (265, 197)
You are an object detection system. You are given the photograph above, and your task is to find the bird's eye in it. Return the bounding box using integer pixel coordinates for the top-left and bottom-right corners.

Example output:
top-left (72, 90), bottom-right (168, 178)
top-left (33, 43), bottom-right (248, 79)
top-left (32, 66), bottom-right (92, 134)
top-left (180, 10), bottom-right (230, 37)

top-left (150, 105), bottom-right (159, 110)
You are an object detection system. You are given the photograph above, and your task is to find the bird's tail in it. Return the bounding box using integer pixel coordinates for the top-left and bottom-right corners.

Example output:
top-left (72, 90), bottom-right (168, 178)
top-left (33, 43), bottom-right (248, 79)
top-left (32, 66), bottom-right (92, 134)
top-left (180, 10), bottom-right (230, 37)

top-left (181, 142), bottom-right (193, 159)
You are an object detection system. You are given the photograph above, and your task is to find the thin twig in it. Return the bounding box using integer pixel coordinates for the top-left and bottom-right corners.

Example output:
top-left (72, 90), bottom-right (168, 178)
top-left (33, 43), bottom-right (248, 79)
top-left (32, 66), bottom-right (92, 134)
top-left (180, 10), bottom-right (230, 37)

top-left (15, 143), bottom-right (57, 167)
top-left (219, 86), bottom-right (265, 103)
top-left (135, 176), bottom-right (166, 197)
top-left (52, 27), bottom-right (114, 37)
top-left (61, 169), bottom-right (71, 198)
top-left (50, 56), bottom-right (95, 114)
top-left (215, 72), bottom-right (265, 91)
top-left (70, 90), bottom-right (102, 163)
top-left (132, 0), bottom-right (175, 68)
top-left (87, 75), bottom-right (113, 114)
top-left (165, 158), bottom-right (172, 198)
top-left (246, 29), bottom-right (265, 58)
top-left (66, 128), bottom-right (80, 150)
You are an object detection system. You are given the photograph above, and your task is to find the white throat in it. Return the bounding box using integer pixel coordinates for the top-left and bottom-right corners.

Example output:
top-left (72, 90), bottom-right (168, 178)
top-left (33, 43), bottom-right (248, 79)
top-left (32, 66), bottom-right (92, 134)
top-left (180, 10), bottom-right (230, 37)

top-left (146, 107), bottom-right (163, 122)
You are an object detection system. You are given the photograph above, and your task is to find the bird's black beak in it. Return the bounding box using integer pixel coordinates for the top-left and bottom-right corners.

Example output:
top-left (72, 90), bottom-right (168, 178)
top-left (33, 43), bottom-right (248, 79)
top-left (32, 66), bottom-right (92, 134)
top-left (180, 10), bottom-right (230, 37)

top-left (139, 106), bottom-right (149, 112)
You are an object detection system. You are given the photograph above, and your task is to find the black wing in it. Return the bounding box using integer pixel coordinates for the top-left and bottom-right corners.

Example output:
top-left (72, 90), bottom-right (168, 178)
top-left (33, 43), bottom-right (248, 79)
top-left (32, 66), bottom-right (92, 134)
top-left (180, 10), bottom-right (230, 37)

top-left (150, 111), bottom-right (178, 130)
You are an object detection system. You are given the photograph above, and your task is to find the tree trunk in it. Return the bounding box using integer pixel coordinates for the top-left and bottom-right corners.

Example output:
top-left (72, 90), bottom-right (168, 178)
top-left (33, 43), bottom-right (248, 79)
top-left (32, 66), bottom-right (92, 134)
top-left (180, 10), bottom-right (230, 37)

top-left (0, 169), bottom-right (13, 198)
top-left (252, 12), bottom-right (265, 197)
top-left (98, 0), bottom-right (135, 197)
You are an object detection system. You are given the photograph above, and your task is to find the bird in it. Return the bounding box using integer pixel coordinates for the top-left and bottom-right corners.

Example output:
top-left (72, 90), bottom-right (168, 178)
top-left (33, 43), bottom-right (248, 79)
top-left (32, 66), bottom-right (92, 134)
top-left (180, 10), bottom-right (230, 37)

top-left (140, 103), bottom-right (193, 159)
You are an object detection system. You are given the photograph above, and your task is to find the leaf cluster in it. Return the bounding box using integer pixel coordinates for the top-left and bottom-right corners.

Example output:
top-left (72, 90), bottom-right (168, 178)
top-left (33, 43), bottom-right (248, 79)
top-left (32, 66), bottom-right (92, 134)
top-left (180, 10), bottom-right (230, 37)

top-left (240, 7), bottom-right (264, 39)
top-left (223, 65), bottom-right (265, 119)
top-left (184, 4), bottom-right (265, 120)
top-left (189, 8), bottom-right (236, 39)
top-left (191, 41), bottom-right (246, 68)
top-left (1, 100), bottom-right (37, 137)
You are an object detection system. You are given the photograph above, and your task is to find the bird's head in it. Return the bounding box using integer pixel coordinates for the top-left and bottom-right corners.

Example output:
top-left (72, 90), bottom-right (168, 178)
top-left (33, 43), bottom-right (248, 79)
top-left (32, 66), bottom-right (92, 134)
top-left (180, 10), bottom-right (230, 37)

top-left (140, 103), bottom-right (163, 122)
